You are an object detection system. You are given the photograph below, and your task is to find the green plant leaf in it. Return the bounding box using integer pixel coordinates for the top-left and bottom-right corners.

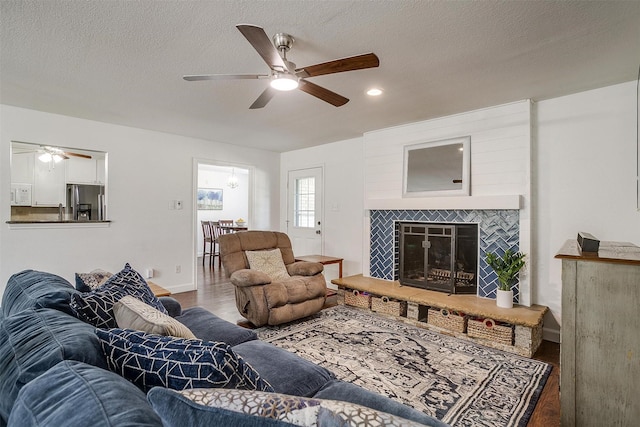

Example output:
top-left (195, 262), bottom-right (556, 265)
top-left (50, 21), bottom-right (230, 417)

top-left (485, 250), bottom-right (525, 291)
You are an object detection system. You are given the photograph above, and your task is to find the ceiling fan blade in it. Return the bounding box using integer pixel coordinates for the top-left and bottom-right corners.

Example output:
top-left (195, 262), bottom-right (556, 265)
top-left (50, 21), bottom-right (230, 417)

top-left (64, 152), bottom-right (92, 159)
top-left (183, 74), bottom-right (268, 81)
top-left (298, 80), bottom-right (349, 107)
top-left (296, 53), bottom-right (379, 78)
top-left (249, 87), bottom-right (277, 109)
top-left (236, 24), bottom-right (288, 71)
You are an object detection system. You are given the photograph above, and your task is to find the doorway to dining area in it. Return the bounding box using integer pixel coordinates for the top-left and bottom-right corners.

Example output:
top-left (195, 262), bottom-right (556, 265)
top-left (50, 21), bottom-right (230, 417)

top-left (195, 161), bottom-right (250, 288)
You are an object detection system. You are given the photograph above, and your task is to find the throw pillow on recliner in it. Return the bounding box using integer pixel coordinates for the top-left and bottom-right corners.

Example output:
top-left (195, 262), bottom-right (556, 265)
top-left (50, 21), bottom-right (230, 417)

top-left (245, 248), bottom-right (290, 281)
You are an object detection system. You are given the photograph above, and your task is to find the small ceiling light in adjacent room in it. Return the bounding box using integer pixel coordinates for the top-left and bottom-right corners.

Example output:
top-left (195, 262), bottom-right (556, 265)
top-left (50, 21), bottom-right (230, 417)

top-left (227, 168), bottom-right (239, 189)
top-left (270, 74), bottom-right (299, 91)
top-left (366, 88), bottom-right (383, 96)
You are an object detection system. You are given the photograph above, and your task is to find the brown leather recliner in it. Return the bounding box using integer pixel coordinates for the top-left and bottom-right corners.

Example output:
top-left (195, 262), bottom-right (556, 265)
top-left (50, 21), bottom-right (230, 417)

top-left (218, 230), bottom-right (327, 326)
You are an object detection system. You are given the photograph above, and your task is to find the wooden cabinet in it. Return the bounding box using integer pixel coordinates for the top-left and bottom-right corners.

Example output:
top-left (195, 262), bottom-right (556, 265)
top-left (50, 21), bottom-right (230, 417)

top-left (556, 240), bottom-right (640, 426)
top-left (33, 160), bottom-right (66, 206)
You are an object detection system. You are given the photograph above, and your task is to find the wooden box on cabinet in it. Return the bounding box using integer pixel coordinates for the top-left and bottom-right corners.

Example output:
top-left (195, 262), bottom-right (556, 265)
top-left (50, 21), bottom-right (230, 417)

top-left (556, 240), bottom-right (640, 427)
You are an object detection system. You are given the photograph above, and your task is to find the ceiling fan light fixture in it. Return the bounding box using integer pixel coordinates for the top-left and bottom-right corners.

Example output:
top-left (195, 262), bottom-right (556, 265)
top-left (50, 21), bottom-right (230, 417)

top-left (366, 87), bottom-right (383, 96)
top-left (270, 74), bottom-right (299, 91)
top-left (38, 152), bottom-right (52, 163)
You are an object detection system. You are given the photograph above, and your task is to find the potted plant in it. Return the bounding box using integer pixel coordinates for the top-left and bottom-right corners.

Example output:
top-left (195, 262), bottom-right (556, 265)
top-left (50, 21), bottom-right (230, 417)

top-left (485, 249), bottom-right (526, 308)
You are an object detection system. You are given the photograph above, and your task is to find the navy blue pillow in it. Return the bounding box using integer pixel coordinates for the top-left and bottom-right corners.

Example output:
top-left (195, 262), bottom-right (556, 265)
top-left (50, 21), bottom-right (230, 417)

top-left (96, 328), bottom-right (274, 393)
top-left (70, 263), bottom-right (167, 328)
top-left (8, 361), bottom-right (162, 426)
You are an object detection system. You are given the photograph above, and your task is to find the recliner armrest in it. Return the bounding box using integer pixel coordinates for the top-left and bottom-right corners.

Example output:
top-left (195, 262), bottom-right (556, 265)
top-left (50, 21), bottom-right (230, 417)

top-left (230, 269), bottom-right (272, 287)
top-left (287, 261), bottom-right (324, 277)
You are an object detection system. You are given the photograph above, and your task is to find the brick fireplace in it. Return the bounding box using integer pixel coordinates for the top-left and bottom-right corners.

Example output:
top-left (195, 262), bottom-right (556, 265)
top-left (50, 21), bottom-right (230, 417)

top-left (369, 209), bottom-right (521, 302)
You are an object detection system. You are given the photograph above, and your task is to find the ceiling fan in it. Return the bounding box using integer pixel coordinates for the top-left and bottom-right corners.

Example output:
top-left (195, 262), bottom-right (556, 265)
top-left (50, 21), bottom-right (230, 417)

top-left (12, 141), bottom-right (92, 163)
top-left (183, 24), bottom-right (380, 109)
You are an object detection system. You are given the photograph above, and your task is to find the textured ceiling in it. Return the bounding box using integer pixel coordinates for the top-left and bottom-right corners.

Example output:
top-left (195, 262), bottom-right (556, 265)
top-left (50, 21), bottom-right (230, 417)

top-left (1, 1), bottom-right (640, 153)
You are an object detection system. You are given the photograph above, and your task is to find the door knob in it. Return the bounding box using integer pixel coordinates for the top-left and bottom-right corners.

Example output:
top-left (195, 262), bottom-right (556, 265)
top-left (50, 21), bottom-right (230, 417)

top-left (316, 230), bottom-right (321, 235)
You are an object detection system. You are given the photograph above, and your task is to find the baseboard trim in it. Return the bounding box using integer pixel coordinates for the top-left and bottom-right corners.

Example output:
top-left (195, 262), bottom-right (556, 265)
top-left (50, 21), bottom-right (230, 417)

top-left (543, 327), bottom-right (560, 343)
top-left (163, 282), bottom-right (195, 294)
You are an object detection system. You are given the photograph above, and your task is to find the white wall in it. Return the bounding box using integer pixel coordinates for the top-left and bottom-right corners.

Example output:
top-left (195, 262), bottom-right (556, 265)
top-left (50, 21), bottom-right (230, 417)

top-left (280, 138), bottom-right (365, 284)
top-left (0, 105), bottom-right (280, 299)
top-left (534, 81), bottom-right (640, 340)
top-left (363, 100), bottom-right (533, 305)
top-left (280, 82), bottom-right (639, 343)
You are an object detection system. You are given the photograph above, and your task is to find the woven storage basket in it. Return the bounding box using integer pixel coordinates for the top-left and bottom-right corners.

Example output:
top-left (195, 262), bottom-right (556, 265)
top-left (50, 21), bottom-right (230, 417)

top-left (344, 289), bottom-right (371, 309)
top-left (427, 308), bottom-right (467, 333)
top-left (371, 296), bottom-right (407, 317)
top-left (467, 318), bottom-right (514, 345)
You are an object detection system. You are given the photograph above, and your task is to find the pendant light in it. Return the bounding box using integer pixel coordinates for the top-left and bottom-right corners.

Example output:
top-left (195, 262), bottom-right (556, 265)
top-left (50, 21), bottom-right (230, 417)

top-left (227, 168), bottom-right (239, 189)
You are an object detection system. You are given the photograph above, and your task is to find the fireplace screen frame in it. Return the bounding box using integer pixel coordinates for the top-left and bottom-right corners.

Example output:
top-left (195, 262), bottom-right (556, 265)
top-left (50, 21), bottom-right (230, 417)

top-left (398, 222), bottom-right (478, 294)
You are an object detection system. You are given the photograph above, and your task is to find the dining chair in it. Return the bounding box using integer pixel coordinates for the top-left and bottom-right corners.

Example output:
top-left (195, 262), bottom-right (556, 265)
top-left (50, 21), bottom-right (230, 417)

top-left (218, 219), bottom-right (234, 234)
top-left (209, 221), bottom-right (223, 269)
top-left (201, 220), bottom-right (214, 267)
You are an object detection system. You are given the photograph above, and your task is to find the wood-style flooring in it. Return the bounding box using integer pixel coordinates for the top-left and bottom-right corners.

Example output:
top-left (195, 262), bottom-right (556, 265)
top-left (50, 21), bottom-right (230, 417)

top-left (171, 259), bottom-right (560, 427)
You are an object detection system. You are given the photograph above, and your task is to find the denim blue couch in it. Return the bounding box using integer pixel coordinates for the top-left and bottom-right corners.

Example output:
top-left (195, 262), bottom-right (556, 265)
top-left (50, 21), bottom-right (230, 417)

top-left (0, 270), bottom-right (448, 427)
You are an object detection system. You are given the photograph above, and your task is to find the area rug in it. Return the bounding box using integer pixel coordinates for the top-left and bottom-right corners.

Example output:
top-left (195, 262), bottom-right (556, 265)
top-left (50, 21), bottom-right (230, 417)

top-left (257, 305), bottom-right (551, 427)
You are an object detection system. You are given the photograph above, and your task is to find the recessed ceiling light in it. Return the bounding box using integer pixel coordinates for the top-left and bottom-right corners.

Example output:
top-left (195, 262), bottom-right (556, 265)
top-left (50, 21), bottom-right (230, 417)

top-left (366, 88), bottom-right (383, 96)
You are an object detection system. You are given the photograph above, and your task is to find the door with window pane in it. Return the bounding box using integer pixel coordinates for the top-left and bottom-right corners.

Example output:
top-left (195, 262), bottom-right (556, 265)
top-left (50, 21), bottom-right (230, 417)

top-left (287, 167), bottom-right (323, 256)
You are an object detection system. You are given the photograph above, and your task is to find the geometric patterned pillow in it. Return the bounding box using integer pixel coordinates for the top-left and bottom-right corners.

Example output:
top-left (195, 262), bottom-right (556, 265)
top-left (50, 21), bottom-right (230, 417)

top-left (95, 328), bottom-right (274, 394)
top-left (148, 388), bottom-right (424, 427)
top-left (114, 295), bottom-right (196, 339)
top-left (75, 269), bottom-right (113, 292)
top-left (70, 263), bottom-right (167, 328)
top-left (245, 248), bottom-right (291, 281)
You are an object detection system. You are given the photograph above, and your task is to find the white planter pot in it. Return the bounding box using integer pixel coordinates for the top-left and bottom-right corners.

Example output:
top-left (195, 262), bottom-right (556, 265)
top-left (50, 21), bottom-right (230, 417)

top-left (496, 289), bottom-right (514, 309)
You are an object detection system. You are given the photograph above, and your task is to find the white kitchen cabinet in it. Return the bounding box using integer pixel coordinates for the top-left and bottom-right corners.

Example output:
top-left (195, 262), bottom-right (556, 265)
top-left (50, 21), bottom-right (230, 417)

top-left (11, 152), bottom-right (34, 184)
top-left (33, 160), bottom-right (66, 206)
top-left (66, 156), bottom-right (106, 184)
top-left (66, 157), bottom-right (97, 184)
top-left (96, 157), bottom-right (106, 184)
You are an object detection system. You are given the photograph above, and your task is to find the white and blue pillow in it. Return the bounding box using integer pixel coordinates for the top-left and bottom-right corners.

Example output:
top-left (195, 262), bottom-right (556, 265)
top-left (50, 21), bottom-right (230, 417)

top-left (147, 387), bottom-right (426, 427)
top-left (96, 328), bottom-right (274, 393)
top-left (70, 263), bottom-right (166, 328)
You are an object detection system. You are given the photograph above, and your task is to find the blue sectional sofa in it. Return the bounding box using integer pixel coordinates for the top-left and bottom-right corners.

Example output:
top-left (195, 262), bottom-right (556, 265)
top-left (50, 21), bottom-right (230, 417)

top-left (0, 269), bottom-right (448, 427)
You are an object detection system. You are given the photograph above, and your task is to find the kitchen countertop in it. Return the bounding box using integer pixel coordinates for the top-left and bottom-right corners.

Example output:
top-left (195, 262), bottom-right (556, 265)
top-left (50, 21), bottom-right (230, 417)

top-left (7, 220), bottom-right (111, 224)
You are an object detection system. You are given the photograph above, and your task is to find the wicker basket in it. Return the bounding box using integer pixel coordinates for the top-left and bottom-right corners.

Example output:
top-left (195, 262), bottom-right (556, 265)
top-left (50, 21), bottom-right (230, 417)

top-left (467, 318), bottom-right (514, 345)
top-left (427, 308), bottom-right (467, 333)
top-left (344, 289), bottom-right (371, 309)
top-left (371, 296), bottom-right (407, 317)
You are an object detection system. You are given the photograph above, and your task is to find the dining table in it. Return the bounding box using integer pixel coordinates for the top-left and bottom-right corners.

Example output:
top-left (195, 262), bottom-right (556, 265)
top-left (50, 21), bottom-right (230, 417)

top-left (219, 224), bottom-right (248, 233)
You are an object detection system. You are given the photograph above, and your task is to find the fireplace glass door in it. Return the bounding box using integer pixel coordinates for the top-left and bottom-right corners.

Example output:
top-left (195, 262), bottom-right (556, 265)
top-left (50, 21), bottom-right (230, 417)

top-left (399, 222), bottom-right (477, 294)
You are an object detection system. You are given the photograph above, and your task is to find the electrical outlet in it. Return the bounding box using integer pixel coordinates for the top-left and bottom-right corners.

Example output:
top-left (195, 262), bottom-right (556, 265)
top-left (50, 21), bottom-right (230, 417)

top-left (175, 265), bottom-right (181, 274)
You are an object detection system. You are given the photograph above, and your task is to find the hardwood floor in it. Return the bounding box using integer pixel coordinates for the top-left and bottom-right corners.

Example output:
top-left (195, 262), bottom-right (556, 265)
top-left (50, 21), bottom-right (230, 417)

top-left (172, 259), bottom-right (560, 427)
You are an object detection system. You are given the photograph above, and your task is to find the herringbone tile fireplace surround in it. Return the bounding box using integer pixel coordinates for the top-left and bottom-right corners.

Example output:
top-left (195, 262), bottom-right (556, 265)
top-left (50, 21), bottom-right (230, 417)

top-left (369, 209), bottom-right (520, 302)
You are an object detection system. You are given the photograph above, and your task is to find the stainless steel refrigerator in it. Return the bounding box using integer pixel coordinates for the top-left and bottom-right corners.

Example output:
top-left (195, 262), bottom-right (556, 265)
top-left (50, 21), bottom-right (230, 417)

top-left (66, 184), bottom-right (105, 221)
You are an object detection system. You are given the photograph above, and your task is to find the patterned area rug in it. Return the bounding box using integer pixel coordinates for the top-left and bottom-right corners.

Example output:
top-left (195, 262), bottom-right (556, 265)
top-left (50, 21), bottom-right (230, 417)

top-left (257, 305), bottom-right (551, 427)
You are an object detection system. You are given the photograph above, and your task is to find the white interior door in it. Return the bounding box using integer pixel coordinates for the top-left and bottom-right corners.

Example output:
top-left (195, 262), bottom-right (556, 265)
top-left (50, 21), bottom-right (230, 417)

top-left (287, 167), bottom-right (323, 256)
